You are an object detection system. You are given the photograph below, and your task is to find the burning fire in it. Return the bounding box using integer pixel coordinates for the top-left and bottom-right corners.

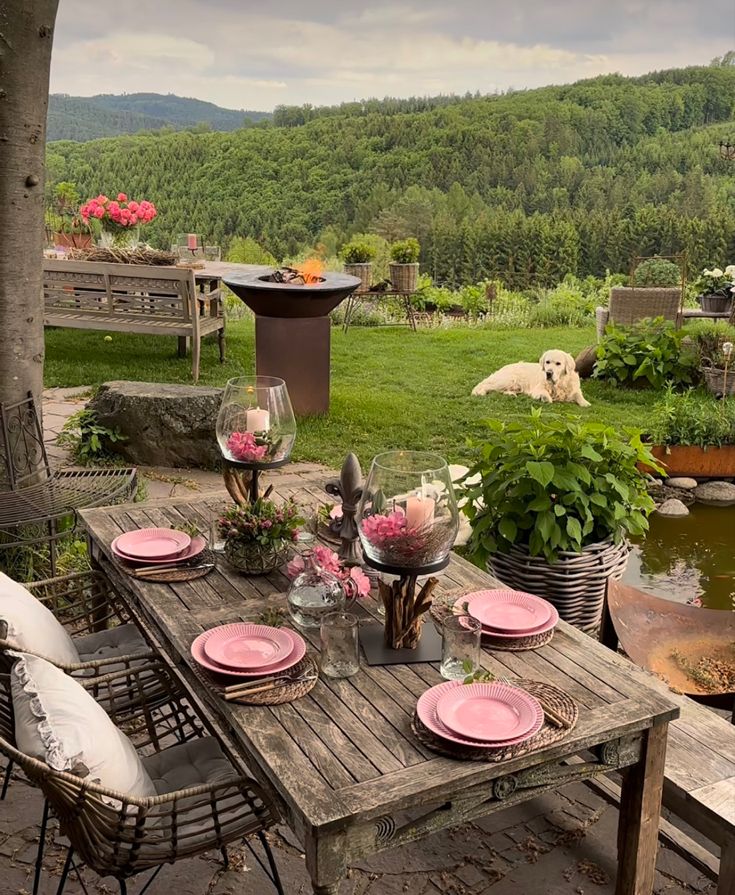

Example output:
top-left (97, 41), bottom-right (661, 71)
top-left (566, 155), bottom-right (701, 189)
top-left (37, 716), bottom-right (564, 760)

top-left (298, 257), bottom-right (324, 285)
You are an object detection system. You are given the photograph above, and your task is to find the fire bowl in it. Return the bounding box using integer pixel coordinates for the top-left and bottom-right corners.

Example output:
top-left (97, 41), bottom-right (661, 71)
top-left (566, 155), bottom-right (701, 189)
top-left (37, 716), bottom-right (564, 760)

top-left (224, 269), bottom-right (361, 318)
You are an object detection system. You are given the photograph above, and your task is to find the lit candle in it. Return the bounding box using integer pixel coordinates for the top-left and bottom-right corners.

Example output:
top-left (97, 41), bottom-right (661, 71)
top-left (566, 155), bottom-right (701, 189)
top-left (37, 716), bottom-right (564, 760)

top-left (405, 496), bottom-right (435, 530)
top-left (187, 233), bottom-right (197, 250)
top-left (246, 407), bottom-right (270, 433)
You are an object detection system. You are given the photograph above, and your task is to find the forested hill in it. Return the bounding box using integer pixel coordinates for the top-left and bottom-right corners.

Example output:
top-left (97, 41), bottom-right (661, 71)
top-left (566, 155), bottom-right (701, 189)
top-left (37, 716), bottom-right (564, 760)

top-left (46, 66), bottom-right (735, 286)
top-left (47, 93), bottom-right (271, 141)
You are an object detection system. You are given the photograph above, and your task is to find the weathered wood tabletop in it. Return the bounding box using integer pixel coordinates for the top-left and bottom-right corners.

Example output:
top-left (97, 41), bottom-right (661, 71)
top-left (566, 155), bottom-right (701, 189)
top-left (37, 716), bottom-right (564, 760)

top-left (82, 470), bottom-right (679, 895)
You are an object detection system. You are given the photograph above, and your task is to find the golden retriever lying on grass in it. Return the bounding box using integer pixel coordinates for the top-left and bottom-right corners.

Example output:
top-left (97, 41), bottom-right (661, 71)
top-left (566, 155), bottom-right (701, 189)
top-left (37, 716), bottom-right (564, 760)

top-left (471, 349), bottom-right (590, 406)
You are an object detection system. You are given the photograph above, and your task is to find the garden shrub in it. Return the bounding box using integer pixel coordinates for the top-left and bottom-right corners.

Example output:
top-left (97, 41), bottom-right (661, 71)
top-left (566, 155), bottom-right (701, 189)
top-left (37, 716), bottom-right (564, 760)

top-left (594, 318), bottom-right (697, 389)
top-left (631, 257), bottom-right (681, 287)
top-left (650, 387), bottom-right (735, 447)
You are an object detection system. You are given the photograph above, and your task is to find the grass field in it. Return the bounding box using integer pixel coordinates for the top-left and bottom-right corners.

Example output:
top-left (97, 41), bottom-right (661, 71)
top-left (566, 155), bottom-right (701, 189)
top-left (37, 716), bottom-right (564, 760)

top-left (44, 320), bottom-right (659, 468)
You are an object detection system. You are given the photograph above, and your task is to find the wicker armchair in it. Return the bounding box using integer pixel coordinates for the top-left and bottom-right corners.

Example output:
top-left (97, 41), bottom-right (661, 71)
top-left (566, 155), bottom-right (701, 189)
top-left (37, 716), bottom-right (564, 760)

top-left (0, 658), bottom-right (285, 895)
top-left (595, 286), bottom-right (683, 340)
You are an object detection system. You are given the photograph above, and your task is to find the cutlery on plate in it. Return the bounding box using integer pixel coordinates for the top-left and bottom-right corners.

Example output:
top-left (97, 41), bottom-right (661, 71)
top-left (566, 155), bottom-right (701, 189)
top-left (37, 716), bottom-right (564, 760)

top-left (131, 562), bottom-right (215, 578)
top-left (498, 676), bottom-right (569, 729)
top-left (224, 670), bottom-right (317, 701)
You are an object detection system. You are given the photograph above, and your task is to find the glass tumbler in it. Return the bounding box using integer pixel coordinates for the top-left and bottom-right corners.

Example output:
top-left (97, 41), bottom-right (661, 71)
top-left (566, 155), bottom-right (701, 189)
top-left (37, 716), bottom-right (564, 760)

top-left (320, 612), bottom-right (360, 678)
top-left (440, 614), bottom-right (481, 680)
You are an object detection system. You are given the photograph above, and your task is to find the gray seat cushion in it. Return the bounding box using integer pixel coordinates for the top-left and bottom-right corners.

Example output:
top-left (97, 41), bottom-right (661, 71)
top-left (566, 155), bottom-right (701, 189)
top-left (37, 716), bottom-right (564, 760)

top-left (75, 623), bottom-right (148, 663)
top-left (143, 737), bottom-right (237, 795)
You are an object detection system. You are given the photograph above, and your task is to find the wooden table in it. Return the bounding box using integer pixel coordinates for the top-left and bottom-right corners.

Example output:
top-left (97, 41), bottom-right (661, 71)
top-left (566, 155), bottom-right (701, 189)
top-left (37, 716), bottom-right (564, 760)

top-left (82, 472), bottom-right (679, 895)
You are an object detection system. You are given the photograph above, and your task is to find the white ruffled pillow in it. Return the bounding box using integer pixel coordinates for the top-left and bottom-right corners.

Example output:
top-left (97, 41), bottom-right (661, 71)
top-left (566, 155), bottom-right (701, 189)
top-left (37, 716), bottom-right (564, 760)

top-left (0, 572), bottom-right (79, 665)
top-left (11, 652), bottom-right (155, 803)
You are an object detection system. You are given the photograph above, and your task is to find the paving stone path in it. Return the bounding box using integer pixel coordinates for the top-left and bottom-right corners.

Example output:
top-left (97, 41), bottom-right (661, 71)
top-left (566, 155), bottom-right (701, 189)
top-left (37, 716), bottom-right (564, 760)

top-left (5, 388), bottom-right (713, 895)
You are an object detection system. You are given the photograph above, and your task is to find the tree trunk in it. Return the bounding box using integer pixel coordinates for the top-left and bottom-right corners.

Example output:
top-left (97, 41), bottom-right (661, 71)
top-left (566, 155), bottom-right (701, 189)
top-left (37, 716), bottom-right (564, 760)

top-left (0, 0), bottom-right (59, 418)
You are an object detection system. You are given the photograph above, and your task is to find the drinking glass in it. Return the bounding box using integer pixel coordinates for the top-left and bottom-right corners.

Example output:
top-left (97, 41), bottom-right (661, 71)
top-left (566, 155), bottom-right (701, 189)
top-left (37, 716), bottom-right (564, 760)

top-left (440, 615), bottom-right (481, 680)
top-left (320, 612), bottom-right (360, 678)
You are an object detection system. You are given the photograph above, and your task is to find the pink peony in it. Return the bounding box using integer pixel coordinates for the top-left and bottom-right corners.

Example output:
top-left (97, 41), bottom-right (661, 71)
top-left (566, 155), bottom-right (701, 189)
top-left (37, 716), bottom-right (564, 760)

top-left (128, 201), bottom-right (139, 212)
top-left (226, 431), bottom-right (268, 463)
top-left (346, 565), bottom-right (371, 596)
top-left (93, 205), bottom-right (105, 218)
top-left (117, 193), bottom-right (128, 202)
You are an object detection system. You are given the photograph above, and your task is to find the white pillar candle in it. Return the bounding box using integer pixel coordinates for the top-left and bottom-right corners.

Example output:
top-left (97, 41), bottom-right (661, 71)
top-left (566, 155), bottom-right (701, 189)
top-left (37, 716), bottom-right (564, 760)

top-left (245, 407), bottom-right (270, 433)
top-left (405, 496), bottom-right (435, 529)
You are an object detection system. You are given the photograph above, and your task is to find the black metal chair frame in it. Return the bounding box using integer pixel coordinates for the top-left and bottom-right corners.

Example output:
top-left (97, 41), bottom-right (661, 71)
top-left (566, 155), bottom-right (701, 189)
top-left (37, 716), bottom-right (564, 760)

top-left (0, 392), bottom-right (137, 574)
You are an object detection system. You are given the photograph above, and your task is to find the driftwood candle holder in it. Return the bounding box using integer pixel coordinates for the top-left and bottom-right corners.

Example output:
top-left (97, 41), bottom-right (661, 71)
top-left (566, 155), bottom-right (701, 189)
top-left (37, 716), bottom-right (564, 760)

top-left (378, 573), bottom-right (439, 649)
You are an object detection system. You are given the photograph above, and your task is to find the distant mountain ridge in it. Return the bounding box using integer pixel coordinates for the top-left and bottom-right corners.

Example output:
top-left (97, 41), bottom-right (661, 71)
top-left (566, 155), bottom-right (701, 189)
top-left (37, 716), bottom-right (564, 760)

top-left (47, 92), bottom-right (271, 142)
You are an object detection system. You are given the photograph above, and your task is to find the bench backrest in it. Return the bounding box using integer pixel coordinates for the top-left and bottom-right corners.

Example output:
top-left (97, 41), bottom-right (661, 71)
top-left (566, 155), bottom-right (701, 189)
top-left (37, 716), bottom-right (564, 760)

top-left (43, 260), bottom-right (198, 326)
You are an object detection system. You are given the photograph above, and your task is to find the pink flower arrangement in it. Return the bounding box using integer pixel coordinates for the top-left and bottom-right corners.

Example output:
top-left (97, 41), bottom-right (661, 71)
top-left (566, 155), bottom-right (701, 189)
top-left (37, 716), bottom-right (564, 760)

top-left (359, 510), bottom-right (410, 548)
top-left (79, 193), bottom-right (157, 230)
top-left (226, 431), bottom-right (268, 462)
top-left (286, 546), bottom-right (371, 597)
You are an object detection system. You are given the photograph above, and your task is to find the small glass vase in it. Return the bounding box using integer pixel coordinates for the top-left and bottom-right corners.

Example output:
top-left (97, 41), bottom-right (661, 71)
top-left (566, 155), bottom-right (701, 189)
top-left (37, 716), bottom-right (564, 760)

top-left (224, 539), bottom-right (289, 575)
top-left (287, 552), bottom-right (357, 629)
top-left (216, 376), bottom-right (296, 468)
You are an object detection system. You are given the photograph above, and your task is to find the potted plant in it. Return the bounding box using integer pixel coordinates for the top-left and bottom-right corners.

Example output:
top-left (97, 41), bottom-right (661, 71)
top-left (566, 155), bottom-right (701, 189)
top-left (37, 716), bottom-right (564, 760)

top-left (647, 388), bottom-right (735, 477)
top-left (695, 265), bottom-right (735, 314)
top-left (688, 321), bottom-right (735, 397)
top-left (389, 237), bottom-right (420, 294)
top-left (340, 239), bottom-right (376, 293)
top-left (463, 411), bottom-right (659, 631)
top-left (80, 192), bottom-right (158, 247)
top-left (218, 497), bottom-right (304, 574)
top-left (45, 182), bottom-right (92, 249)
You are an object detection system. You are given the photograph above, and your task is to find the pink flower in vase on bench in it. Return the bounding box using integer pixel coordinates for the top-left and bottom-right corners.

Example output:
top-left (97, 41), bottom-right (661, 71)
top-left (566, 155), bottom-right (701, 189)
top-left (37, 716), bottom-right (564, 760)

top-left (226, 431), bottom-right (268, 463)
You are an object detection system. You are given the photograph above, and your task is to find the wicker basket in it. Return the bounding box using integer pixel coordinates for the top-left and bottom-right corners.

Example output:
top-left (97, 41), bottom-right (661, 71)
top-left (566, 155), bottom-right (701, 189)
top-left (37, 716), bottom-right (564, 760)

top-left (224, 540), bottom-right (289, 575)
top-left (343, 262), bottom-right (372, 293)
top-left (488, 538), bottom-right (630, 633)
top-left (389, 262), bottom-right (419, 294)
top-left (702, 365), bottom-right (735, 397)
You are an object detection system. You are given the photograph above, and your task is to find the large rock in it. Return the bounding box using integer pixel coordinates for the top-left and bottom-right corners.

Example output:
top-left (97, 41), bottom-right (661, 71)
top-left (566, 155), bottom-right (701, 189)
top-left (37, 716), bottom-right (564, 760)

top-left (666, 477), bottom-right (698, 490)
top-left (656, 498), bottom-right (689, 517)
top-left (88, 381), bottom-right (223, 469)
top-left (693, 480), bottom-right (735, 506)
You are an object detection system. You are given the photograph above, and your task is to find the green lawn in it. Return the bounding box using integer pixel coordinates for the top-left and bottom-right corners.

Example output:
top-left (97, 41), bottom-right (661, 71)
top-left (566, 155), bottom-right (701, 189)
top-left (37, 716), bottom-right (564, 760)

top-left (44, 321), bottom-right (659, 468)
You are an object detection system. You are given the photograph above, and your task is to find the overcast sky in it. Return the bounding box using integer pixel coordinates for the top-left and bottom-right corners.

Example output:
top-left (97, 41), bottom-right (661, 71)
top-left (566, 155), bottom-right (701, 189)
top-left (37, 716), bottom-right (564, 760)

top-left (50, 1), bottom-right (735, 111)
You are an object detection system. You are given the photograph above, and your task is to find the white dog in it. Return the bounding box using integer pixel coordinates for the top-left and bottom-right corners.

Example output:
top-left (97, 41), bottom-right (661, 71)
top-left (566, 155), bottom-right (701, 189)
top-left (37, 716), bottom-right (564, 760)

top-left (471, 350), bottom-right (590, 406)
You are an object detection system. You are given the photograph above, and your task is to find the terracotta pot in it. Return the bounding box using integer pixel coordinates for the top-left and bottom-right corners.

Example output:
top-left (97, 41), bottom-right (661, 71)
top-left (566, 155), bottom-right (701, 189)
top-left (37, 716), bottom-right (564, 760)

top-left (53, 231), bottom-right (92, 249)
top-left (645, 444), bottom-right (735, 477)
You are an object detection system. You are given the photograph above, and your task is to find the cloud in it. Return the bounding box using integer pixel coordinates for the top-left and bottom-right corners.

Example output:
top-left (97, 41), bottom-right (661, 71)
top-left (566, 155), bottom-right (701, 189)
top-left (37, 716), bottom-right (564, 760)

top-left (49, 0), bottom-right (734, 109)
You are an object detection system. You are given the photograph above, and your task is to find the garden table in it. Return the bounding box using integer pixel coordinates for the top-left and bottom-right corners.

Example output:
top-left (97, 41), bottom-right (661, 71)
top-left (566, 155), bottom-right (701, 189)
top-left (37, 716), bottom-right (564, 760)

top-left (81, 471), bottom-right (678, 895)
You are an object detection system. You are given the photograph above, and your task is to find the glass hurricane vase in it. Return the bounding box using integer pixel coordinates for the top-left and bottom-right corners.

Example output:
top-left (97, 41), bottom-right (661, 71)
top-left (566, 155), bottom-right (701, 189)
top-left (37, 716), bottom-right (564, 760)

top-left (223, 538), bottom-right (290, 575)
top-left (216, 376), bottom-right (296, 468)
top-left (357, 451), bottom-right (459, 575)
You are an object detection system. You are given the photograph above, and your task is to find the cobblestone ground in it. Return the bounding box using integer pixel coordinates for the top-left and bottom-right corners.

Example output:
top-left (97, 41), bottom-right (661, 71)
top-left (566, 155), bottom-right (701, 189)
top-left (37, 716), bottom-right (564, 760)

top-left (15, 389), bottom-right (716, 895)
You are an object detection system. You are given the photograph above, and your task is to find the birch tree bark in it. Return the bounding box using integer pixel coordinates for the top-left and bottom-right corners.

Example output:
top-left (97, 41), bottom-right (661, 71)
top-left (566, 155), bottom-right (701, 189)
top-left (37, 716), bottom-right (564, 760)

top-left (0, 0), bottom-right (60, 415)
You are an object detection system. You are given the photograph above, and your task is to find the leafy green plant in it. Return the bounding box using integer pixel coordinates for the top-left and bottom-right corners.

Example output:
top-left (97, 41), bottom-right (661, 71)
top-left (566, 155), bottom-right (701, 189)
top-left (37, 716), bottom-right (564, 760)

top-left (650, 387), bottom-right (735, 447)
top-left (56, 409), bottom-right (126, 464)
top-left (464, 411), bottom-right (659, 565)
top-left (390, 237), bottom-right (420, 264)
top-left (339, 239), bottom-right (376, 264)
top-left (685, 320), bottom-right (735, 368)
top-left (218, 498), bottom-right (305, 548)
top-left (594, 318), bottom-right (697, 389)
top-left (631, 257), bottom-right (681, 287)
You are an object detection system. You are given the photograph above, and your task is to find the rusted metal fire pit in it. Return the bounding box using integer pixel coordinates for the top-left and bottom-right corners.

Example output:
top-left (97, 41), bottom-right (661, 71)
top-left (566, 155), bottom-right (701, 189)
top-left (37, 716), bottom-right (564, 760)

top-left (224, 268), bottom-right (360, 416)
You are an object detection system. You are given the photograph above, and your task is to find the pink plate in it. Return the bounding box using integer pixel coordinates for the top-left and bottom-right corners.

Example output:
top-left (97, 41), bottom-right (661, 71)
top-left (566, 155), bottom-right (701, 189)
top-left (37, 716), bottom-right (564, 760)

top-left (112, 535), bottom-right (206, 566)
top-left (436, 682), bottom-right (542, 741)
top-left (203, 624), bottom-right (294, 671)
top-left (115, 527), bottom-right (190, 559)
top-left (463, 590), bottom-right (552, 633)
top-left (190, 627), bottom-right (306, 679)
top-left (453, 595), bottom-right (558, 639)
top-left (416, 681), bottom-right (544, 748)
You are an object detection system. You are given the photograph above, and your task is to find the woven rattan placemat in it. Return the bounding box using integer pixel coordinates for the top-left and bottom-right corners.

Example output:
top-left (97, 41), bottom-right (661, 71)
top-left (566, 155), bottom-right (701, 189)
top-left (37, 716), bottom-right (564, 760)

top-left (192, 654), bottom-right (319, 705)
top-left (430, 594), bottom-right (555, 651)
top-left (412, 679), bottom-right (577, 761)
top-left (115, 547), bottom-right (217, 583)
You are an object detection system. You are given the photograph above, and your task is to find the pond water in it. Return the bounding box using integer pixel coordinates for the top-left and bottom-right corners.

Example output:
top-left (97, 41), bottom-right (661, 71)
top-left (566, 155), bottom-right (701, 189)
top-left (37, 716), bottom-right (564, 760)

top-left (624, 504), bottom-right (735, 611)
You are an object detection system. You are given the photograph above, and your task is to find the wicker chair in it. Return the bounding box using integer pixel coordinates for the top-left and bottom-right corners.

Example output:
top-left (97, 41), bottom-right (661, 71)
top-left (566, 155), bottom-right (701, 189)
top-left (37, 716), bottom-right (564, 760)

top-left (595, 286), bottom-right (683, 340)
top-left (0, 657), bottom-right (285, 895)
top-left (0, 392), bottom-right (137, 575)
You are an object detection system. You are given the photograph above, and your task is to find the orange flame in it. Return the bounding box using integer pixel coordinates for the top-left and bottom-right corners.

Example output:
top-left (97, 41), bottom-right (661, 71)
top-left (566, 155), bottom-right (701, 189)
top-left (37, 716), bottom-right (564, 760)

top-left (298, 257), bottom-right (324, 285)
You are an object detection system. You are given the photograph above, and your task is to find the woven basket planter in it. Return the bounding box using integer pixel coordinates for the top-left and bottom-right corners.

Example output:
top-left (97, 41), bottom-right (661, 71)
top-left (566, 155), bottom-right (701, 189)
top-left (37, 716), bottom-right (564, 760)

top-left (488, 538), bottom-right (630, 633)
top-left (343, 262), bottom-right (372, 293)
top-left (702, 365), bottom-right (735, 397)
top-left (224, 540), bottom-right (289, 575)
top-left (389, 262), bottom-right (419, 293)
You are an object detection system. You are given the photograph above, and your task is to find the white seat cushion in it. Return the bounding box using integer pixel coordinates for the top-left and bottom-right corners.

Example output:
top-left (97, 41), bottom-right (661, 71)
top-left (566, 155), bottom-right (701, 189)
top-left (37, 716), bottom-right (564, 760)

top-left (11, 652), bottom-right (156, 803)
top-left (0, 573), bottom-right (79, 666)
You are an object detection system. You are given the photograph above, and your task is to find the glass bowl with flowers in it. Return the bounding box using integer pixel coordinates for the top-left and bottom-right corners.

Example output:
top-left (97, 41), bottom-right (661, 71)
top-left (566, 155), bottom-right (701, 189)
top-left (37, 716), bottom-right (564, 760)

top-left (218, 497), bottom-right (304, 574)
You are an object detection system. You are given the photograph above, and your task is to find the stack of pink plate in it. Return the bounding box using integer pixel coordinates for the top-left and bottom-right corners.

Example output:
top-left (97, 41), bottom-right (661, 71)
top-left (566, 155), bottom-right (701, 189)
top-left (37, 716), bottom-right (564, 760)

top-left (453, 589), bottom-right (558, 643)
top-left (417, 680), bottom-right (543, 749)
top-left (191, 623), bottom-right (306, 679)
top-left (111, 527), bottom-right (207, 567)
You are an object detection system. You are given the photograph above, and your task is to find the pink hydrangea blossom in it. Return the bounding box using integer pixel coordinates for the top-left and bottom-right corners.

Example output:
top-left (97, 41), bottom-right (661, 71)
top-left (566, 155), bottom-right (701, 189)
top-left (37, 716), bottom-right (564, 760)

top-left (226, 431), bottom-right (268, 462)
top-left (117, 193), bottom-right (128, 202)
top-left (360, 511), bottom-right (409, 547)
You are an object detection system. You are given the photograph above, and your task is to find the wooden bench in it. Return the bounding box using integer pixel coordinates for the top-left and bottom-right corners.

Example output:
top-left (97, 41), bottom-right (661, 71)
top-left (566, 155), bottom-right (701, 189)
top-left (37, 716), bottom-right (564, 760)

top-left (596, 608), bottom-right (735, 893)
top-left (43, 260), bottom-right (225, 382)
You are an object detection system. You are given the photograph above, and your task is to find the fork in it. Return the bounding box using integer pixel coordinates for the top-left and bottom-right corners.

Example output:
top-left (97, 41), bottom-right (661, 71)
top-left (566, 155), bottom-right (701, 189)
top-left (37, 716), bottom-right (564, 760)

top-left (497, 676), bottom-right (568, 729)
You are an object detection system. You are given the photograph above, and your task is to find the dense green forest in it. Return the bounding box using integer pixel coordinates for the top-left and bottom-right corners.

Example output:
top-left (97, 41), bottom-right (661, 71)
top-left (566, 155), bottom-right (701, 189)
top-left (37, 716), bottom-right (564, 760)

top-left (47, 93), bottom-right (270, 141)
top-left (46, 66), bottom-right (735, 287)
